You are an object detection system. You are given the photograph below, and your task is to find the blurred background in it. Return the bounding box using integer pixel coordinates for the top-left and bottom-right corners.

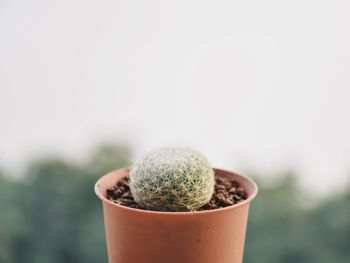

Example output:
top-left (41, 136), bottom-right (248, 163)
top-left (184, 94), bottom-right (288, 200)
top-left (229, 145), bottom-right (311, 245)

top-left (0, 0), bottom-right (349, 262)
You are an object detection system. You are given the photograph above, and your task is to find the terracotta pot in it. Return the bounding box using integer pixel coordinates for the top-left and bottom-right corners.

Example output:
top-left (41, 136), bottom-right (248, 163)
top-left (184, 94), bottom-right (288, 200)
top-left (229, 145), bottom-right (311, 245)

top-left (95, 167), bottom-right (258, 263)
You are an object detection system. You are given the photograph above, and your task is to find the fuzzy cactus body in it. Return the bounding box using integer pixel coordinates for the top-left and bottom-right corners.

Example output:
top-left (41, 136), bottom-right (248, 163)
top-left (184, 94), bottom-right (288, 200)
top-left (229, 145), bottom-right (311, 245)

top-left (130, 147), bottom-right (215, 211)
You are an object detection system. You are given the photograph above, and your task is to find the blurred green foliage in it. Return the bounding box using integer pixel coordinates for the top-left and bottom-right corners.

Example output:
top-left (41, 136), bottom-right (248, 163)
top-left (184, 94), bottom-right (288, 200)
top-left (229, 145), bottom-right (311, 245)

top-left (0, 144), bottom-right (349, 262)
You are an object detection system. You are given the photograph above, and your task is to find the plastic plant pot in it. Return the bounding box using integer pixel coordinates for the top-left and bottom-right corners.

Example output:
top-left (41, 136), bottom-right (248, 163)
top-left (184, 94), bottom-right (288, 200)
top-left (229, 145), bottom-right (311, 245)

top-left (95, 167), bottom-right (258, 263)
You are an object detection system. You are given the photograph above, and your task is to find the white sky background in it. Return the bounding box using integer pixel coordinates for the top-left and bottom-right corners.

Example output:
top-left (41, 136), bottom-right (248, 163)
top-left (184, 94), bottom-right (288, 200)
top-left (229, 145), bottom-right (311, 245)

top-left (0, 0), bottom-right (349, 195)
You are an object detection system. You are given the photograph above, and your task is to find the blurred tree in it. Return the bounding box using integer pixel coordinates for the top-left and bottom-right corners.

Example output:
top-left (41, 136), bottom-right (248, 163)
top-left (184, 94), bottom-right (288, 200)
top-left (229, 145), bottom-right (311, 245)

top-left (0, 144), bottom-right (131, 263)
top-left (86, 143), bottom-right (132, 175)
top-left (244, 172), bottom-right (350, 263)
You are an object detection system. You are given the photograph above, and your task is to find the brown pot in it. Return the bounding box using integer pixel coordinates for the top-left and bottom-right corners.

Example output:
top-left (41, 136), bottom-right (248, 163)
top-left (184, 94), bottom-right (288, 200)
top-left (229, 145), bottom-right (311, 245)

top-left (95, 167), bottom-right (258, 263)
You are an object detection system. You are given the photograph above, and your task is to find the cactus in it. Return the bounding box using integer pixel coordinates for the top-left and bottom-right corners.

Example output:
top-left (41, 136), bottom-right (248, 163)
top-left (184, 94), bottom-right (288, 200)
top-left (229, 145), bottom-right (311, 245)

top-left (130, 147), bottom-right (215, 211)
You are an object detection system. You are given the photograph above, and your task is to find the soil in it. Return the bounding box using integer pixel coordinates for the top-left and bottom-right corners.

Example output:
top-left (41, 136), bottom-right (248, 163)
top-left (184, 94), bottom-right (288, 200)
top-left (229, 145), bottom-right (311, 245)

top-left (106, 176), bottom-right (247, 211)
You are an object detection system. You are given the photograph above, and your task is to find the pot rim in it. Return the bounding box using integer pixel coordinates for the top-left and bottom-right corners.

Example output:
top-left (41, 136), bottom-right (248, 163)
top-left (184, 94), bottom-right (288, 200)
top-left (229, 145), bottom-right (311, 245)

top-left (95, 167), bottom-right (258, 216)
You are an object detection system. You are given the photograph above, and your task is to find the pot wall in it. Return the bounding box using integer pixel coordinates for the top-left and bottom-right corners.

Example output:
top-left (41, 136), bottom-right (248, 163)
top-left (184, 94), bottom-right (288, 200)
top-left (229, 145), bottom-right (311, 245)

top-left (95, 168), bottom-right (258, 263)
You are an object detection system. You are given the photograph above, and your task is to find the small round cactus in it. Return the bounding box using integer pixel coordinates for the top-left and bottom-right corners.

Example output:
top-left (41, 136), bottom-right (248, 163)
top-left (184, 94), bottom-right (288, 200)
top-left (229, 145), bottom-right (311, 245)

top-left (130, 147), bottom-right (215, 211)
